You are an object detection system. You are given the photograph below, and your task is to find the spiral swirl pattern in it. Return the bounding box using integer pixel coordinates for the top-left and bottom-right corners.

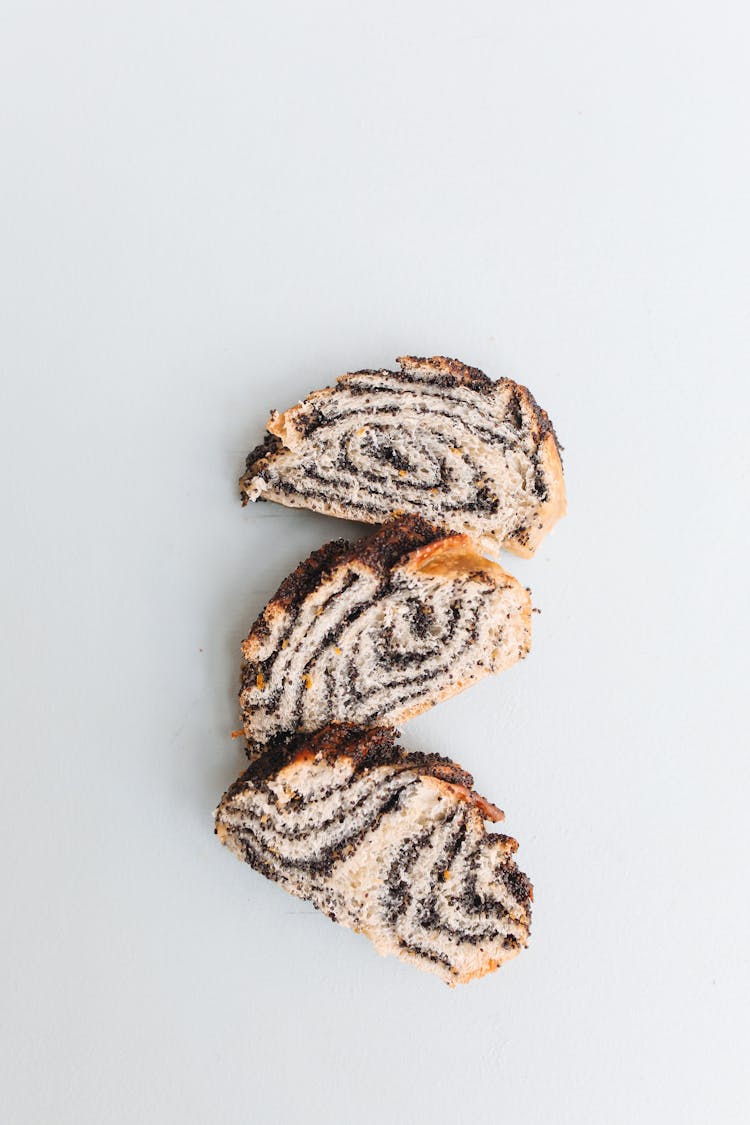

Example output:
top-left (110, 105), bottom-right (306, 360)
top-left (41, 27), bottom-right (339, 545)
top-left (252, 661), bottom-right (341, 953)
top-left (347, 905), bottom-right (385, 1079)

top-left (241, 355), bottom-right (565, 557)
top-left (240, 518), bottom-right (531, 755)
top-left (216, 727), bottom-right (532, 985)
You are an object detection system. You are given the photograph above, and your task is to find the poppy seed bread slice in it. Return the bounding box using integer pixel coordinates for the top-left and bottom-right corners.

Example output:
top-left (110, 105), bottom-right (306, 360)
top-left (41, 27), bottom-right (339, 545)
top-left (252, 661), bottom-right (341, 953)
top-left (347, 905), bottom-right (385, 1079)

top-left (215, 725), bottom-right (532, 985)
top-left (240, 355), bottom-right (565, 557)
top-left (240, 516), bottom-right (531, 757)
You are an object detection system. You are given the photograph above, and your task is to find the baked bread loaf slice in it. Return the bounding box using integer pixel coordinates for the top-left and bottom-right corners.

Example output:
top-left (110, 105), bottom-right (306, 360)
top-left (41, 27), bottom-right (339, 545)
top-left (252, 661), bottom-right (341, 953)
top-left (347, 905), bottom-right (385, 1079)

top-left (240, 516), bottom-right (531, 755)
top-left (240, 355), bottom-right (565, 557)
top-left (215, 725), bottom-right (532, 985)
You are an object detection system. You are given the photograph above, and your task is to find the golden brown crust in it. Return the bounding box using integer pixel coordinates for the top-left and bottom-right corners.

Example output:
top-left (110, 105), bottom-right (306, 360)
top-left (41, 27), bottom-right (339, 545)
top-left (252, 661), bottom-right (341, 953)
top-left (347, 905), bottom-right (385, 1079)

top-left (425, 777), bottom-right (506, 825)
top-left (395, 354), bottom-right (494, 391)
top-left (266, 405), bottom-right (305, 448)
top-left (215, 820), bottom-right (229, 846)
top-left (443, 947), bottom-right (522, 986)
top-left (505, 430), bottom-right (567, 557)
top-left (402, 534), bottom-right (511, 583)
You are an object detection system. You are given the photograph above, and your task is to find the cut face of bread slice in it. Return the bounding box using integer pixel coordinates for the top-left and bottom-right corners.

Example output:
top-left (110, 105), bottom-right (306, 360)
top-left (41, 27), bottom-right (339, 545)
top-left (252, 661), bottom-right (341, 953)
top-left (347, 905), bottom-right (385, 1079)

top-left (240, 516), bottom-right (531, 754)
top-left (240, 355), bottom-right (566, 557)
top-left (215, 725), bottom-right (532, 985)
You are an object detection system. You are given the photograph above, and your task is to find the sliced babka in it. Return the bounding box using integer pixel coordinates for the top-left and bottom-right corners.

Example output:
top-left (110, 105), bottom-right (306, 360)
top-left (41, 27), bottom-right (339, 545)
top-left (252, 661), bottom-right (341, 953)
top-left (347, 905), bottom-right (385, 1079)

top-left (240, 516), bottom-right (531, 756)
top-left (215, 725), bottom-right (532, 985)
top-left (240, 355), bottom-right (566, 557)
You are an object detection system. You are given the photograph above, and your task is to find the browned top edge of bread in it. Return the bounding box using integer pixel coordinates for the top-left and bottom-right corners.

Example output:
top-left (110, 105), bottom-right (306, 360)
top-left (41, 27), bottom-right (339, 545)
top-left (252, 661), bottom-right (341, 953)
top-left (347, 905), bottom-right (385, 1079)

top-left (394, 354), bottom-right (495, 393)
top-left (250, 515), bottom-right (453, 628)
top-left (223, 723), bottom-right (508, 827)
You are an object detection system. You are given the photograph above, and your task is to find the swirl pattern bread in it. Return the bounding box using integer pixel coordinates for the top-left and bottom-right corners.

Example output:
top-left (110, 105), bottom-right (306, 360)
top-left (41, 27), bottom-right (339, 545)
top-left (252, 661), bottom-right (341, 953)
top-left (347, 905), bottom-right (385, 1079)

top-left (215, 725), bottom-right (532, 985)
top-left (240, 516), bottom-right (531, 756)
top-left (240, 355), bottom-right (565, 557)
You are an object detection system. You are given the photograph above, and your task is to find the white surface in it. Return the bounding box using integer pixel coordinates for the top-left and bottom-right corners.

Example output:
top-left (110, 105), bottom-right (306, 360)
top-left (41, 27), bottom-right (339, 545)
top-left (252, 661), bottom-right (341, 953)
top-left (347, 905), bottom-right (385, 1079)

top-left (1, 3), bottom-right (748, 1122)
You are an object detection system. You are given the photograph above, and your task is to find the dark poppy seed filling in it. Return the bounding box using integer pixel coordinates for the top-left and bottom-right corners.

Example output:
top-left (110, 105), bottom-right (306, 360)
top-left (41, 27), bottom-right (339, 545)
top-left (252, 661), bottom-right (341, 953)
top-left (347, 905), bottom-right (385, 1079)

top-left (215, 725), bottom-right (532, 986)
top-left (239, 516), bottom-right (531, 756)
top-left (240, 355), bottom-right (566, 558)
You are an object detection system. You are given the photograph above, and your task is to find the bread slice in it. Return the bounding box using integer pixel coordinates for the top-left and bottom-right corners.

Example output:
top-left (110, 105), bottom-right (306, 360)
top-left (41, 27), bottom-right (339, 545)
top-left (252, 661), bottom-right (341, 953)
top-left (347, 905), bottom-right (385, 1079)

top-left (240, 516), bottom-right (531, 755)
top-left (240, 355), bottom-right (566, 557)
top-left (215, 725), bottom-right (532, 985)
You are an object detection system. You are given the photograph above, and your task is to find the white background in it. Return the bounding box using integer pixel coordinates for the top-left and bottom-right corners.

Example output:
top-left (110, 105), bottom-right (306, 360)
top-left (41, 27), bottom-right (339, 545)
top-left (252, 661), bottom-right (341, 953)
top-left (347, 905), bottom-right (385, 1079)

top-left (1, 2), bottom-right (748, 1122)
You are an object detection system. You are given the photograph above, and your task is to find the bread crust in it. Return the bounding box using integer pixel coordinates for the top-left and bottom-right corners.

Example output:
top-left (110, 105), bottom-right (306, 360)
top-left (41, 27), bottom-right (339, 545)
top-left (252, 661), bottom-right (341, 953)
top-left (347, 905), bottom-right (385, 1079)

top-left (395, 353), bottom-right (495, 392)
top-left (227, 723), bottom-right (508, 823)
top-left (403, 533), bottom-right (511, 582)
top-left (506, 429), bottom-right (567, 558)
